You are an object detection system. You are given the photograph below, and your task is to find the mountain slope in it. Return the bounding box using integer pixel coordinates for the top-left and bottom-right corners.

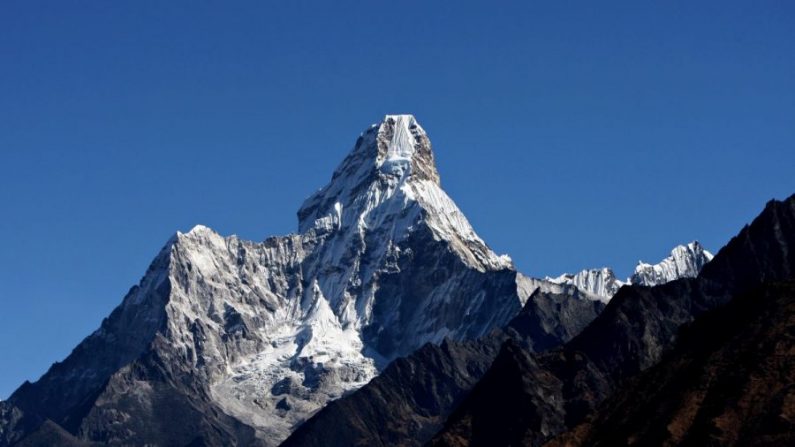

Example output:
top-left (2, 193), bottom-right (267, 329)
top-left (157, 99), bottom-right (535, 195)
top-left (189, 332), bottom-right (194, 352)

top-left (430, 194), bottom-right (795, 446)
top-left (282, 282), bottom-right (605, 447)
top-left (281, 239), bottom-right (716, 446)
top-left (546, 268), bottom-right (625, 302)
top-left (547, 281), bottom-right (795, 447)
top-left (1, 115), bottom-right (528, 447)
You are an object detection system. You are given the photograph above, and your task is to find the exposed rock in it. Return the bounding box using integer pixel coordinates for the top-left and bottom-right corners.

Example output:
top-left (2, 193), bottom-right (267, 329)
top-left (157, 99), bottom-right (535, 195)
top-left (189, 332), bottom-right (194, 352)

top-left (630, 241), bottom-right (714, 286)
top-left (282, 283), bottom-right (604, 447)
top-left (547, 281), bottom-right (795, 447)
top-left (430, 194), bottom-right (795, 446)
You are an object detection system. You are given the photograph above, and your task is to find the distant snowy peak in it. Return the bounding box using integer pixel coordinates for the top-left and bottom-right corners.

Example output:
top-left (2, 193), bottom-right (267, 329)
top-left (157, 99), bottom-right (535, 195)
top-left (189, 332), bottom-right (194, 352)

top-left (630, 241), bottom-right (714, 286)
top-left (546, 268), bottom-right (625, 303)
top-left (549, 242), bottom-right (713, 301)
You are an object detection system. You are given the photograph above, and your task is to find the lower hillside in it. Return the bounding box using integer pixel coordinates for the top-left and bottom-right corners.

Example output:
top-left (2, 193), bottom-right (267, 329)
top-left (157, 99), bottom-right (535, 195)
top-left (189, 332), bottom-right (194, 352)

top-left (547, 281), bottom-right (795, 447)
top-left (282, 284), bottom-right (604, 447)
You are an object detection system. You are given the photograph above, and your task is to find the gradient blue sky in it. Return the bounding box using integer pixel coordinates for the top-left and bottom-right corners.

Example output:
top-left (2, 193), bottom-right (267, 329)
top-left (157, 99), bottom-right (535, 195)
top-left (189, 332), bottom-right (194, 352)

top-left (1, 1), bottom-right (794, 398)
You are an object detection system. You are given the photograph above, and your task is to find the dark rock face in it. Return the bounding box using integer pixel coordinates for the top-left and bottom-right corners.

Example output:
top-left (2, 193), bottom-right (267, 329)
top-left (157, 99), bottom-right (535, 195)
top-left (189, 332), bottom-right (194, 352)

top-left (547, 281), bottom-right (795, 447)
top-left (282, 339), bottom-right (503, 447)
top-left (13, 420), bottom-right (92, 447)
top-left (282, 285), bottom-right (605, 447)
top-left (430, 194), bottom-right (795, 447)
top-left (362, 223), bottom-right (522, 361)
top-left (71, 344), bottom-right (260, 446)
top-left (505, 285), bottom-right (605, 353)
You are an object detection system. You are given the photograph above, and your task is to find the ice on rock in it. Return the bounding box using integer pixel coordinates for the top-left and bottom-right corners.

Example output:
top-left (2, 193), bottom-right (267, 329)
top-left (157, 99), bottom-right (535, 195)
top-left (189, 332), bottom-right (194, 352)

top-left (547, 268), bottom-right (626, 303)
top-left (1, 115), bottom-right (722, 447)
top-left (116, 114), bottom-right (523, 444)
top-left (630, 241), bottom-right (713, 286)
top-left (549, 241), bottom-right (714, 301)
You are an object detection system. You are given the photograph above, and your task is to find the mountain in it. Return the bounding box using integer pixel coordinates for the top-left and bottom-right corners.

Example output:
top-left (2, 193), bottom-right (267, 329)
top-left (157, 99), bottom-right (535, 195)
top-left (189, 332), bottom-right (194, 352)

top-left (282, 281), bottom-right (605, 447)
top-left (547, 241), bottom-right (713, 300)
top-left (546, 268), bottom-right (625, 302)
top-left (429, 194), bottom-right (795, 446)
top-left (281, 247), bottom-right (718, 446)
top-left (547, 280), bottom-right (795, 446)
top-left (1, 112), bottom-right (768, 447)
top-left (630, 241), bottom-right (714, 286)
top-left (0, 115), bottom-right (532, 446)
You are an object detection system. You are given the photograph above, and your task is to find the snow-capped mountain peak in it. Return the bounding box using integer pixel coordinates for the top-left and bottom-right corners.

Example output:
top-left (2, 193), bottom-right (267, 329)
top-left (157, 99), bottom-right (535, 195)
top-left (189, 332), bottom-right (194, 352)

top-left (297, 114), bottom-right (510, 272)
top-left (546, 267), bottom-right (626, 303)
top-left (630, 241), bottom-right (713, 286)
top-left (549, 241), bottom-right (714, 301)
top-left (297, 115), bottom-right (433, 233)
top-left (0, 115), bottom-right (528, 446)
top-left (185, 116), bottom-right (522, 441)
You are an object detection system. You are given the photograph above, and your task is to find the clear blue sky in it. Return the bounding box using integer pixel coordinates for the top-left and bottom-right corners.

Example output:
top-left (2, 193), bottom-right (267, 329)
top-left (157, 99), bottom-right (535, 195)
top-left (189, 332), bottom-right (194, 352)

top-left (1, 1), bottom-right (793, 398)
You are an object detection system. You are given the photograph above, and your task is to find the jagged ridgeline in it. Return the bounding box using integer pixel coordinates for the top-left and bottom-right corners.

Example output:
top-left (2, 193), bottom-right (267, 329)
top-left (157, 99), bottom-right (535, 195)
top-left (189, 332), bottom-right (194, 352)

top-left (0, 115), bottom-right (722, 447)
top-left (0, 116), bottom-right (553, 446)
top-left (427, 195), bottom-right (795, 447)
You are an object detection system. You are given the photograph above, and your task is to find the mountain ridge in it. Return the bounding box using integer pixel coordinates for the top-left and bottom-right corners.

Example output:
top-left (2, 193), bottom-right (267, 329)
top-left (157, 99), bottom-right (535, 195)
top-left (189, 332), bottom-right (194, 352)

top-left (547, 241), bottom-right (714, 301)
top-left (429, 194), bottom-right (795, 446)
top-left (0, 115), bottom-right (533, 446)
top-left (281, 244), bottom-right (716, 446)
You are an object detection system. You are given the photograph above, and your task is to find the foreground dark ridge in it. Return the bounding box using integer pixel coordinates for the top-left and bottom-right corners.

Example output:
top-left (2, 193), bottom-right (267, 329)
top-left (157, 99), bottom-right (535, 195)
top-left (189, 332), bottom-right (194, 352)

top-left (547, 280), bottom-right (795, 446)
top-left (429, 194), bottom-right (795, 446)
top-left (282, 285), bottom-right (604, 447)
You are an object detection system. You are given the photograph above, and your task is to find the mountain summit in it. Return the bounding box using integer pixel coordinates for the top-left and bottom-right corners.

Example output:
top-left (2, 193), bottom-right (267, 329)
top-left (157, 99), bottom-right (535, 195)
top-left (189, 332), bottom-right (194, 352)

top-left (631, 241), bottom-right (713, 286)
top-left (548, 241), bottom-right (714, 301)
top-left (0, 115), bottom-right (526, 446)
top-left (298, 114), bottom-right (439, 235)
top-left (298, 114), bottom-right (509, 270)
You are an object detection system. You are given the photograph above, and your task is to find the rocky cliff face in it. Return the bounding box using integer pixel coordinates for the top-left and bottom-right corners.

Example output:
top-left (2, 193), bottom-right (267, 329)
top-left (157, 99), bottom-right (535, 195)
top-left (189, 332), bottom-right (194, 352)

top-left (282, 282), bottom-right (605, 447)
top-left (0, 115), bottom-right (531, 446)
top-left (546, 268), bottom-right (626, 302)
top-left (430, 195), bottom-right (795, 447)
top-left (547, 280), bottom-right (795, 447)
top-left (1, 113), bottom-right (758, 447)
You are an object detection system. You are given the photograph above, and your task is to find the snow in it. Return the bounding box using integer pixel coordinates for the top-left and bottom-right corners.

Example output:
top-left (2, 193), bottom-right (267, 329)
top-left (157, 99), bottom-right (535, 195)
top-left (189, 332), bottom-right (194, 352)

top-left (631, 241), bottom-right (713, 286)
top-left (20, 113), bottom-right (717, 446)
top-left (546, 268), bottom-right (625, 303)
top-left (382, 115), bottom-right (417, 162)
top-left (549, 241), bottom-right (714, 301)
top-left (165, 114), bottom-right (523, 443)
